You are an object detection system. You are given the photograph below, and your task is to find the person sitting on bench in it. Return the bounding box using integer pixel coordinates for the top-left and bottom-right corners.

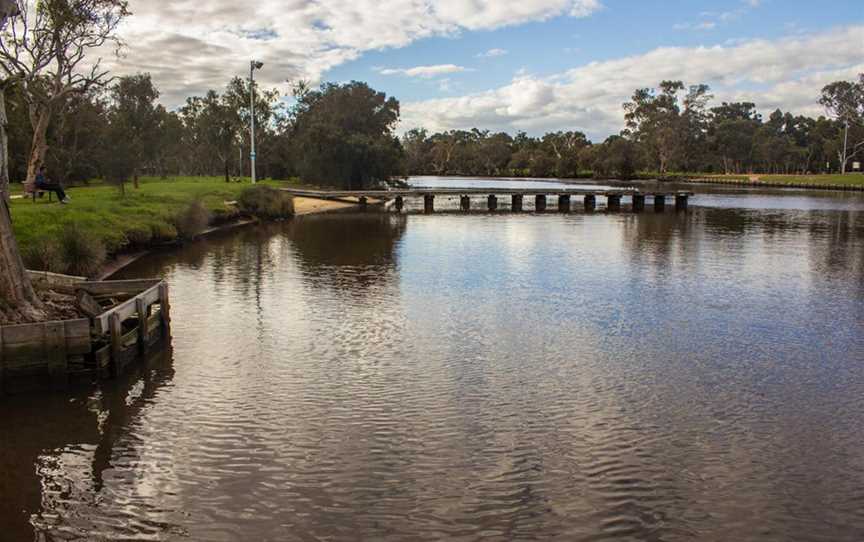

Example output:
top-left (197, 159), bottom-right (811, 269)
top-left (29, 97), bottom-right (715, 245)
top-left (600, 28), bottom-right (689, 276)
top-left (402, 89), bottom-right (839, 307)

top-left (34, 165), bottom-right (70, 204)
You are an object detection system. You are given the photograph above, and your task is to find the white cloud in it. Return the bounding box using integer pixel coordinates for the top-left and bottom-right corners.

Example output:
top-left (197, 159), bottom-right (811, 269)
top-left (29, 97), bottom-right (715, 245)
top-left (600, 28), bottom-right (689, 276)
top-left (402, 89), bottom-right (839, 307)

top-left (674, 21), bottom-right (717, 31)
top-left (477, 48), bottom-right (509, 58)
top-left (92, 0), bottom-right (604, 106)
top-left (377, 64), bottom-right (472, 78)
top-left (399, 26), bottom-right (864, 140)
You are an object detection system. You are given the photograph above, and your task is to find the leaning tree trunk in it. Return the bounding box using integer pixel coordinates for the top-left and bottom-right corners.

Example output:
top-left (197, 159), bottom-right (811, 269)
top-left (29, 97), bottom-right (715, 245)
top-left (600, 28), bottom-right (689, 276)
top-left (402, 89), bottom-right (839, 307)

top-left (0, 85), bottom-right (44, 323)
top-left (24, 106), bottom-right (51, 188)
top-left (0, 88), bottom-right (10, 203)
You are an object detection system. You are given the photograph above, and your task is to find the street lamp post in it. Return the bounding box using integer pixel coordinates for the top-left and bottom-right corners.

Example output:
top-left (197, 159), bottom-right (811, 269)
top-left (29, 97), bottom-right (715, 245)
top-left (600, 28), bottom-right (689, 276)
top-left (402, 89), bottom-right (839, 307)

top-left (250, 60), bottom-right (263, 184)
top-left (842, 120), bottom-right (849, 175)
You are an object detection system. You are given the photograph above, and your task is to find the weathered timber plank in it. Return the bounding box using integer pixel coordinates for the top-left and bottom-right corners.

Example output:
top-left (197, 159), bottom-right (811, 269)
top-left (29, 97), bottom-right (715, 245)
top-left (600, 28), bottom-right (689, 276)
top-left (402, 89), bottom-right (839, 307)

top-left (93, 284), bottom-right (162, 335)
top-left (2, 322), bottom-right (46, 345)
top-left (280, 188), bottom-right (694, 199)
top-left (45, 321), bottom-right (68, 386)
top-left (76, 279), bottom-right (161, 296)
top-left (76, 290), bottom-right (104, 318)
top-left (26, 270), bottom-right (87, 293)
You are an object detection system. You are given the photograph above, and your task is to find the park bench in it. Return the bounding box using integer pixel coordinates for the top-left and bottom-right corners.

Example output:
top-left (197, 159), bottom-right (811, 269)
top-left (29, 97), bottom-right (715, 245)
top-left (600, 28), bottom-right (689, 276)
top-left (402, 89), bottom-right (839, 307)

top-left (24, 184), bottom-right (54, 203)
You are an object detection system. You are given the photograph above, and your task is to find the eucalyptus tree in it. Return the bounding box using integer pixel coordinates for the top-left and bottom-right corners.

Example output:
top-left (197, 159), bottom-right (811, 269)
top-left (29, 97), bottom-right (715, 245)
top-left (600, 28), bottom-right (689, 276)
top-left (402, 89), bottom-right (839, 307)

top-left (0, 0), bottom-right (44, 323)
top-left (623, 81), bottom-right (686, 174)
top-left (820, 74), bottom-right (864, 173)
top-left (289, 81), bottom-right (402, 189)
top-left (0, 0), bottom-right (129, 188)
top-left (107, 73), bottom-right (162, 188)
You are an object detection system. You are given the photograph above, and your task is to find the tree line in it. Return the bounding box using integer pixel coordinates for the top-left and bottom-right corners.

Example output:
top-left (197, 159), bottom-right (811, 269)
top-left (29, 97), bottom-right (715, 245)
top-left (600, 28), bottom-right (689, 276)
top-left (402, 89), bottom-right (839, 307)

top-left (404, 76), bottom-right (864, 179)
top-left (5, 72), bottom-right (862, 193)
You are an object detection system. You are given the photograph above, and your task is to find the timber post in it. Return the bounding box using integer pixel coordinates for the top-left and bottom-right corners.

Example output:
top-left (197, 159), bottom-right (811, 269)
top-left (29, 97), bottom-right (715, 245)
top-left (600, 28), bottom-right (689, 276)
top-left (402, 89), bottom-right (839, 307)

top-left (535, 194), bottom-right (547, 212)
top-left (607, 194), bottom-right (622, 212)
top-left (676, 194), bottom-right (689, 212)
top-left (512, 194), bottom-right (523, 212)
top-left (136, 297), bottom-right (148, 354)
top-left (423, 194), bottom-right (435, 213)
top-left (633, 194), bottom-right (645, 212)
top-left (460, 195), bottom-right (470, 212)
top-left (654, 195), bottom-right (666, 212)
top-left (584, 194), bottom-right (596, 211)
top-left (558, 195), bottom-right (571, 212)
top-left (159, 283), bottom-right (172, 334)
top-left (109, 313), bottom-right (122, 378)
top-left (359, 196), bottom-right (368, 207)
top-left (45, 321), bottom-right (67, 390)
top-left (487, 195), bottom-right (498, 211)
top-left (395, 196), bottom-right (404, 212)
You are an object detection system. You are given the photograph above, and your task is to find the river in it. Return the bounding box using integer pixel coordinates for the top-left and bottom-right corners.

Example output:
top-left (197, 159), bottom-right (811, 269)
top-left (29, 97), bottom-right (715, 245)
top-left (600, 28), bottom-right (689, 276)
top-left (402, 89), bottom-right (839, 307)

top-left (1, 177), bottom-right (863, 541)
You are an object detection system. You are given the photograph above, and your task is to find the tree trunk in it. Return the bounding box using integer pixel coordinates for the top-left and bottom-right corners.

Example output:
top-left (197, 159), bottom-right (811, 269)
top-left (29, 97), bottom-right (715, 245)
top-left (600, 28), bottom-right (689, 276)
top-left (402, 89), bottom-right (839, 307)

top-left (133, 171), bottom-right (140, 189)
top-left (0, 85), bottom-right (44, 323)
top-left (225, 160), bottom-right (230, 183)
top-left (0, 89), bottom-right (10, 203)
top-left (25, 106), bottom-right (52, 189)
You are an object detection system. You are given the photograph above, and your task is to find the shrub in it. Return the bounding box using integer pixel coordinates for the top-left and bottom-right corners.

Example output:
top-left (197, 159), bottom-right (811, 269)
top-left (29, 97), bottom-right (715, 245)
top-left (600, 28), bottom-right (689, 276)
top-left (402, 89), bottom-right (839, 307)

top-left (172, 200), bottom-right (211, 240)
top-left (238, 185), bottom-right (295, 219)
top-left (150, 222), bottom-right (178, 242)
top-left (22, 241), bottom-right (64, 273)
top-left (58, 223), bottom-right (107, 277)
top-left (125, 225), bottom-right (153, 246)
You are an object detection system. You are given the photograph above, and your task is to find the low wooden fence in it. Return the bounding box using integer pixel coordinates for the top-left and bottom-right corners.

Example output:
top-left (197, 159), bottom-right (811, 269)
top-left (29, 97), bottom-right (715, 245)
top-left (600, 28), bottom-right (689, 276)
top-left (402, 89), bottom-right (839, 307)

top-left (0, 274), bottom-right (171, 394)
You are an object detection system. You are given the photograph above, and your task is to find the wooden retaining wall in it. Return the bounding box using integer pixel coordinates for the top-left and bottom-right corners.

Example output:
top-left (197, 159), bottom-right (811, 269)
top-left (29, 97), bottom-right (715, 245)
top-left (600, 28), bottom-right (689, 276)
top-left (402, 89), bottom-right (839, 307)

top-left (0, 277), bottom-right (171, 395)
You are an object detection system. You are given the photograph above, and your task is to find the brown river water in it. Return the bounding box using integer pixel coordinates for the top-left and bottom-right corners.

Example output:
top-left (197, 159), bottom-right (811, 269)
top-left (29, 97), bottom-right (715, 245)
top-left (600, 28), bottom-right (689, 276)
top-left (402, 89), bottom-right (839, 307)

top-left (1, 177), bottom-right (864, 541)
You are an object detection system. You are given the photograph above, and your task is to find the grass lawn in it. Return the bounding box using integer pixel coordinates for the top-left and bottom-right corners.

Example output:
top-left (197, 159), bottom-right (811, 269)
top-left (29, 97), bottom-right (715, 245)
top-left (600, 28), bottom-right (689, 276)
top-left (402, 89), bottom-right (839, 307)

top-left (696, 173), bottom-right (864, 187)
top-left (10, 176), bottom-right (292, 253)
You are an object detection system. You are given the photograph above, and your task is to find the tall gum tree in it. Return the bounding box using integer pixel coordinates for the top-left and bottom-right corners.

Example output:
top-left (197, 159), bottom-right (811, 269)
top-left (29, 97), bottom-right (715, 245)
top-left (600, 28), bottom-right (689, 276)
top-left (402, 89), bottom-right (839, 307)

top-left (0, 0), bottom-right (45, 323)
top-left (820, 74), bottom-right (864, 174)
top-left (0, 0), bottom-right (129, 189)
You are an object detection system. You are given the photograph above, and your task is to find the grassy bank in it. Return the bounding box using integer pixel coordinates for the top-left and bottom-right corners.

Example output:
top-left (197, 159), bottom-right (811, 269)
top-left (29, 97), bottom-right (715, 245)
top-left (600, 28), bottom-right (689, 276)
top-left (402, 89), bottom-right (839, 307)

top-left (675, 173), bottom-right (864, 188)
top-left (9, 176), bottom-right (295, 275)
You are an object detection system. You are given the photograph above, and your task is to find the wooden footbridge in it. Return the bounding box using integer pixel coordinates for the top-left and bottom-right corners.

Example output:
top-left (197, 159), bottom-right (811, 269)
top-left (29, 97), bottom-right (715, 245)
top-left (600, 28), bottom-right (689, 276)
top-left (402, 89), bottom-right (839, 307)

top-left (281, 188), bottom-right (693, 213)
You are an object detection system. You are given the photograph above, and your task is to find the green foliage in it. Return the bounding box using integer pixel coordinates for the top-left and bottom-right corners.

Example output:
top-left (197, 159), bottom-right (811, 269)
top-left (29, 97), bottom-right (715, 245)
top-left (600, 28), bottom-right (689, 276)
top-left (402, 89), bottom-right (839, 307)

top-left (172, 200), bottom-right (211, 239)
top-left (237, 185), bottom-right (295, 219)
top-left (289, 81), bottom-right (403, 189)
top-left (22, 241), bottom-right (64, 273)
top-left (57, 222), bottom-right (106, 277)
top-left (10, 176), bottom-right (284, 259)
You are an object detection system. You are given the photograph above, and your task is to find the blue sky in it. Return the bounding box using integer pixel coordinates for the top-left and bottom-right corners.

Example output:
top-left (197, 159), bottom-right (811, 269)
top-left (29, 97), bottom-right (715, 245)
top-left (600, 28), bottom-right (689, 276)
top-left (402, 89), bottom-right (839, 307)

top-left (331, 0), bottom-right (862, 102)
top-left (110, 0), bottom-right (863, 139)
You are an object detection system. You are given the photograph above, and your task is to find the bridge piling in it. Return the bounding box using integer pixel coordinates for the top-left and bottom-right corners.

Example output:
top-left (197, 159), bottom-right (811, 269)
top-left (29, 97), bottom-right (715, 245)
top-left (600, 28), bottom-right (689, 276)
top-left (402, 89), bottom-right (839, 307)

top-left (584, 194), bottom-right (596, 211)
top-left (654, 195), bottom-right (666, 212)
top-left (488, 195), bottom-right (498, 211)
top-left (558, 195), bottom-right (571, 212)
top-left (460, 195), bottom-right (470, 212)
top-left (633, 194), bottom-right (645, 212)
top-left (675, 194), bottom-right (689, 212)
top-left (424, 194), bottom-right (435, 213)
top-left (535, 195), bottom-right (547, 212)
top-left (512, 194), bottom-right (524, 212)
top-left (395, 196), bottom-right (404, 211)
top-left (607, 195), bottom-right (621, 212)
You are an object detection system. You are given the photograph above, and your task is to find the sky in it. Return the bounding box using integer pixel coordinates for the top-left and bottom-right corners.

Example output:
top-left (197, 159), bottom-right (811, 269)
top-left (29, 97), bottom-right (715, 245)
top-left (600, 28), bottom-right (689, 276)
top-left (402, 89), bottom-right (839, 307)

top-left (103, 0), bottom-right (863, 141)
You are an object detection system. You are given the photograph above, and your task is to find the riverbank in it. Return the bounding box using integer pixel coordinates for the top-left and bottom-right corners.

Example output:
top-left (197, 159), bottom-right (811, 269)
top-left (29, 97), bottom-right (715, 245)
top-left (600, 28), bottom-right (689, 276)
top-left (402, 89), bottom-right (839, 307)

top-left (10, 177), bottom-right (367, 280)
top-left (410, 173), bottom-right (864, 190)
top-left (677, 173), bottom-right (864, 191)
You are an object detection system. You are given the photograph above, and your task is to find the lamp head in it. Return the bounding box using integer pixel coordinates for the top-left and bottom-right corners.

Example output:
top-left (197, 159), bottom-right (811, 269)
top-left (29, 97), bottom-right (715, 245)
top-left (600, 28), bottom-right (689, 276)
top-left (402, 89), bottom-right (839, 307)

top-left (252, 60), bottom-right (264, 70)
